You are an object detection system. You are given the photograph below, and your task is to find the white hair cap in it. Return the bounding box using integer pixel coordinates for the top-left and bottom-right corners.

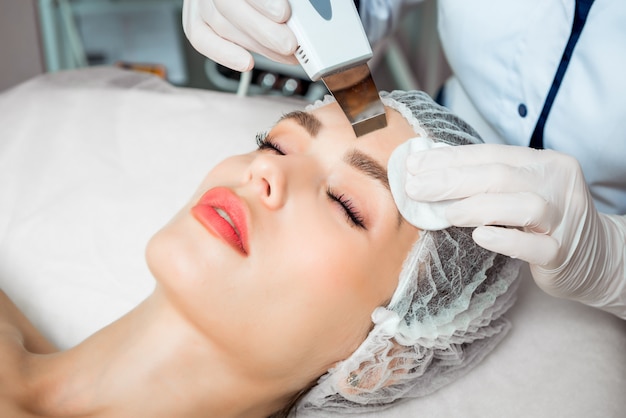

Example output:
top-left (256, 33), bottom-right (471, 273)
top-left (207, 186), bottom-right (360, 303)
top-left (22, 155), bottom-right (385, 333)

top-left (298, 91), bottom-right (522, 413)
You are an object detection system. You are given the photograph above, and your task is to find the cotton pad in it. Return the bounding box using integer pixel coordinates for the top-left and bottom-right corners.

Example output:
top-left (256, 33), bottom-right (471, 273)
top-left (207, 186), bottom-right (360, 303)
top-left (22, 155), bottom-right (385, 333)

top-left (388, 136), bottom-right (459, 230)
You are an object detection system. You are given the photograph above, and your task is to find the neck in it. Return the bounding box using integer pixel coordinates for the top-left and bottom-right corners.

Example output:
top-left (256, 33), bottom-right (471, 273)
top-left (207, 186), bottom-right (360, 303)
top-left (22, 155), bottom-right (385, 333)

top-left (21, 287), bottom-right (293, 418)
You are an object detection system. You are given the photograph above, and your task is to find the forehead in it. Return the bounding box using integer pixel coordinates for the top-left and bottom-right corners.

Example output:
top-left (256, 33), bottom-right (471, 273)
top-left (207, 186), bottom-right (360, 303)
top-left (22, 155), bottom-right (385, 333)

top-left (292, 102), bottom-right (416, 151)
top-left (305, 101), bottom-right (417, 159)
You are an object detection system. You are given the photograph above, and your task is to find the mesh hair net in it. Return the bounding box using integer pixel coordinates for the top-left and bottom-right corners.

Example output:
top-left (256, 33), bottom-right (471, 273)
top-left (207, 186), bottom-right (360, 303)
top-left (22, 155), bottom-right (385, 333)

top-left (297, 91), bottom-right (522, 413)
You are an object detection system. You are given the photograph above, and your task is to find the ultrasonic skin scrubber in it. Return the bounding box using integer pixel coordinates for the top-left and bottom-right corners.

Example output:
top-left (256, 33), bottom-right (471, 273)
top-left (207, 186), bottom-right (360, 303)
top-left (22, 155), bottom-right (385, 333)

top-left (287, 0), bottom-right (387, 136)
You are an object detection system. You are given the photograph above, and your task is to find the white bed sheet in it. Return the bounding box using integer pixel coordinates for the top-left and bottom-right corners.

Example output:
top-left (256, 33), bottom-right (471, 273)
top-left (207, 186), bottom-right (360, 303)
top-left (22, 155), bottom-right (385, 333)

top-left (0, 68), bottom-right (624, 417)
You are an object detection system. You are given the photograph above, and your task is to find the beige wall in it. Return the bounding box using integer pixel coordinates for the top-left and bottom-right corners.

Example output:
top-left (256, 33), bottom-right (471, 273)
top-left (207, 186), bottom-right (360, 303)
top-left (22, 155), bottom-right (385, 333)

top-left (0, 0), bottom-right (44, 92)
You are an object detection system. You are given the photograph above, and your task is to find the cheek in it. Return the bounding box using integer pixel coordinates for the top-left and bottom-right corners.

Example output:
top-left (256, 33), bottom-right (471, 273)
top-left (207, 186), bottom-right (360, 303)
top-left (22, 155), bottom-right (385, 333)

top-left (265, 212), bottom-right (381, 303)
top-left (264, 200), bottom-right (408, 324)
top-left (259, 228), bottom-right (387, 353)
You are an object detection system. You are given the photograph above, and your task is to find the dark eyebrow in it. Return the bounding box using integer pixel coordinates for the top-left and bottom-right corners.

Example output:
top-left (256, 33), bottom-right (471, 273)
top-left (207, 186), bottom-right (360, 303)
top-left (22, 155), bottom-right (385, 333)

top-left (344, 149), bottom-right (389, 191)
top-left (278, 111), bottom-right (322, 137)
top-left (344, 149), bottom-right (404, 227)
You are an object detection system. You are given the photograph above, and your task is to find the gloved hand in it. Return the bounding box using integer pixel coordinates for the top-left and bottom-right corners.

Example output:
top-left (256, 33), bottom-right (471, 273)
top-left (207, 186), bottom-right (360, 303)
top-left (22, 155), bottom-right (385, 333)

top-left (405, 144), bottom-right (626, 319)
top-left (182, 0), bottom-right (298, 72)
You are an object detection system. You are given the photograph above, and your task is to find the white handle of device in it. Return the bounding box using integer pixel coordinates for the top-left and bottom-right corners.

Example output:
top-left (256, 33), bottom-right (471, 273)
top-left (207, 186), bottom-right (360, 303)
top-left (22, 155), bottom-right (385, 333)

top-left (286, 0), bottom-right (372, 80)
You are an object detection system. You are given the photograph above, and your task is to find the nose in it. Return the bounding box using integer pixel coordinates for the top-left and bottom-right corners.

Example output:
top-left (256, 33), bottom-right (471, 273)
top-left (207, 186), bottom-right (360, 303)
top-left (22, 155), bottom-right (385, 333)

top-left (246, 154), bottom-right (287, 209)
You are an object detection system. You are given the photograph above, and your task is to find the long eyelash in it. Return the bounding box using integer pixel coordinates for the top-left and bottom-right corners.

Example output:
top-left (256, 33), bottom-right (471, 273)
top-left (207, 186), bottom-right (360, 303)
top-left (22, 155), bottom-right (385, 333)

top-left (327, 187), bottom-right (366, 229)
top-left (255, 132), bottom-right (284, 155)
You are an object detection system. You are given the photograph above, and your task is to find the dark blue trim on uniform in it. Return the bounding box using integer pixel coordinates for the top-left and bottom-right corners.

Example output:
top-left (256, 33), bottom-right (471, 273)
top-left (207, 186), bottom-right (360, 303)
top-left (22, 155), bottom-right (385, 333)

top-left (435, 84), bottom-right (446, 106)
top-left (529, 0), bottom-right (595, 149)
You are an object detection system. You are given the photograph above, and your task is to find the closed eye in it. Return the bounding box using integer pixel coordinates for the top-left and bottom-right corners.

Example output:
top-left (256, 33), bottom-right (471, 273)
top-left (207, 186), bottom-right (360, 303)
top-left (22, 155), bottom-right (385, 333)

top-left (255, 132), bottom-right (285, 155)
top-left (327, 187), bottom-right (366, 230)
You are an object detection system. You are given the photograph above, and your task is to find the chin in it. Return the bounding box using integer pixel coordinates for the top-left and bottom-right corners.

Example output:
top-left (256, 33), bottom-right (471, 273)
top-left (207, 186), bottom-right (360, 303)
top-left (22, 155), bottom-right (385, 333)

top-left (146, 219), bottom-right (206, 288)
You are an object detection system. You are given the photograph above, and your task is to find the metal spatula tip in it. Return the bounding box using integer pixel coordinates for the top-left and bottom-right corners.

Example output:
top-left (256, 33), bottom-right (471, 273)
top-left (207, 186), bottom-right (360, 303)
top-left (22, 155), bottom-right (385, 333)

top-left (322, 63), bottom-right (387, 137)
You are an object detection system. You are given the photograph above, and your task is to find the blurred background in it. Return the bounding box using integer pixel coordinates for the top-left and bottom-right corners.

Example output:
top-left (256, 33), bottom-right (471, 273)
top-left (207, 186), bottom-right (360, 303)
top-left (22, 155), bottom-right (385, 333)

top-left (1, 0), bottom-right (450, 99)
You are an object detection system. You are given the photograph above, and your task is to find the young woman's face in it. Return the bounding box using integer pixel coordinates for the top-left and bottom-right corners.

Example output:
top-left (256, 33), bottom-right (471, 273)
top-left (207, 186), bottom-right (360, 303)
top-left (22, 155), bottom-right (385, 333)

top-left (146, 101), bottom-right (419, 386)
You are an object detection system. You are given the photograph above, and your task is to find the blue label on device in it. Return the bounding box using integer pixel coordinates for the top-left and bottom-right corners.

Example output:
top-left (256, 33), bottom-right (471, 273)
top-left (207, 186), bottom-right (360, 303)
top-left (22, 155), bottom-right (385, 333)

top-left (308, 0), bottom-right (332, 20)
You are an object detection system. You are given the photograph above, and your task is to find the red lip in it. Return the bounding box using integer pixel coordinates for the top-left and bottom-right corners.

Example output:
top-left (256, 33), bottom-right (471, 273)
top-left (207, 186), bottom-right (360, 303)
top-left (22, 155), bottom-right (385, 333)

top-left (191, 187), bottom-right (249, 255)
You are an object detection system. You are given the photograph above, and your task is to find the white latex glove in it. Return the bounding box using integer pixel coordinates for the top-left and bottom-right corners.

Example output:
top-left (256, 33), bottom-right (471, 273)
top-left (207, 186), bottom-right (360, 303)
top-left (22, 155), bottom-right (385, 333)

top-left (182, 0), bottom-right (298, 72)
top-left (405, 144), bottom-right (626, 319)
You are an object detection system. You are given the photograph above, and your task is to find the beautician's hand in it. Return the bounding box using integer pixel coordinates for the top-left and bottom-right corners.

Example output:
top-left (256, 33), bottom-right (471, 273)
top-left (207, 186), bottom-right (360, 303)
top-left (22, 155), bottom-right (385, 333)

top-left (406, 144), bottom-right (626, 319)
top-left (182, 0), bottom-right (298, 72)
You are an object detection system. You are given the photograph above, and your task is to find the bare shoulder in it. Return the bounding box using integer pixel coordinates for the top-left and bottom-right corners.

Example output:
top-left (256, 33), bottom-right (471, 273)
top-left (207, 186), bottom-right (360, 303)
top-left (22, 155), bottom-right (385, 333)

top-left (0, 291), bottom-right (50, 417)
top-left (0, 290), bottom-right (57, 354)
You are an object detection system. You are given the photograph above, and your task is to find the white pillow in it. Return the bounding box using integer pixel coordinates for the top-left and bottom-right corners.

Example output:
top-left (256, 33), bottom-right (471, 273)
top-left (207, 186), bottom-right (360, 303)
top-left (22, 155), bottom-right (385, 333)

top-left (0, 68), bottom-right (624, 417)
